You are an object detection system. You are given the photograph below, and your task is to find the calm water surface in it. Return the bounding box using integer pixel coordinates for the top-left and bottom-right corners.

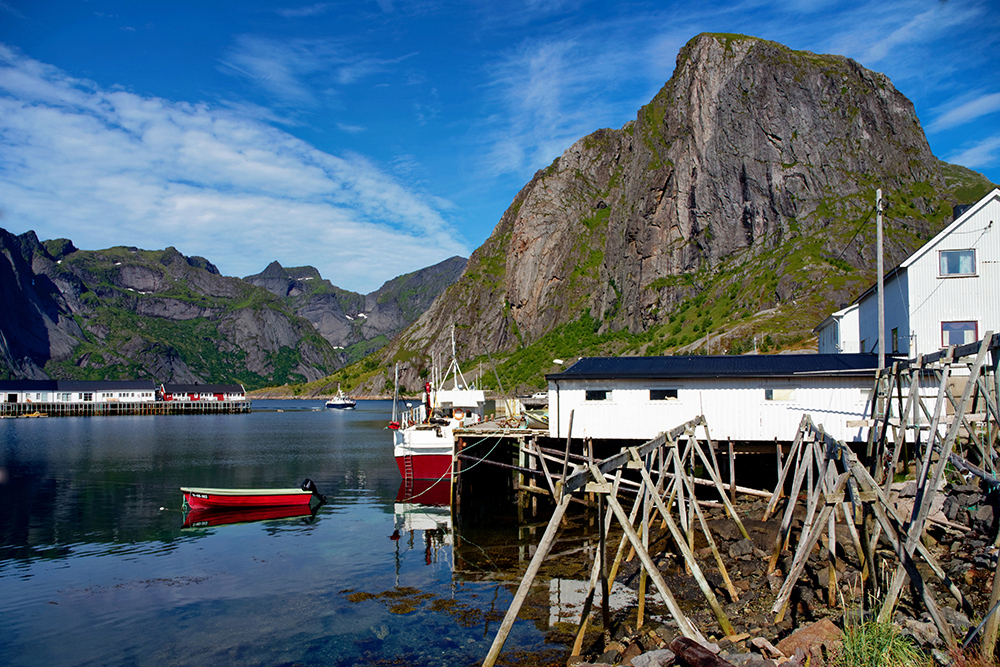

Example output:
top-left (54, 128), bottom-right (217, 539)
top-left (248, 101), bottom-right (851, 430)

top-left (0, 400), bottom-right (573, 667)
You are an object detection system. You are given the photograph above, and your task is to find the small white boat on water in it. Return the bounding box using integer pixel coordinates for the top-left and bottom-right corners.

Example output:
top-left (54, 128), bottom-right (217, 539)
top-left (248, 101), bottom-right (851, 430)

top-left (326, 385), bottom-right (356, 409)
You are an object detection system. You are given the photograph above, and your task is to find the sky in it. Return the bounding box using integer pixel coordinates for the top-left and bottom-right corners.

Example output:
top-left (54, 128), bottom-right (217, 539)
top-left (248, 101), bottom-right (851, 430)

top-left (0, 1), bottom-right (998, 293)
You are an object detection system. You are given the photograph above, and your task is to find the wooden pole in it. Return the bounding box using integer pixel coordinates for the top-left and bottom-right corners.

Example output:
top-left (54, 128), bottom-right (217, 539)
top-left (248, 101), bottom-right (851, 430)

top-left (482, 493), bottom-right (573, 667)
top-left (877, 187), bottom-right (884, 372)
top-left (601, 480), bottom-right (704, 642)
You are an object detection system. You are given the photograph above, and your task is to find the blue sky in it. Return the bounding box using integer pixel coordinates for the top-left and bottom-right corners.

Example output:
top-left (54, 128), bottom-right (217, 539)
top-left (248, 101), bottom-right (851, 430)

top-left (0, 1), bottom-right (998, 293)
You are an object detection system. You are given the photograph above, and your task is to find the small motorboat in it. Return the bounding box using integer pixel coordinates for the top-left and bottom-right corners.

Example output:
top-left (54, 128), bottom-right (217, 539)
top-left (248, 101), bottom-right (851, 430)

top-left (181, 478), bottom-right (325, 510)
top-left (325, 384), bottom-right (356, 409)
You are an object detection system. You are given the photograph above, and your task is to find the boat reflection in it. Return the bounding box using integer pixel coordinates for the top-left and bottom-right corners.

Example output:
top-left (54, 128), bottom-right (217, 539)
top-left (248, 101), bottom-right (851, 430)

top-left (391, 479), bottom-right (453, 575)
top-left (181, 503), bottom-right (321, 529)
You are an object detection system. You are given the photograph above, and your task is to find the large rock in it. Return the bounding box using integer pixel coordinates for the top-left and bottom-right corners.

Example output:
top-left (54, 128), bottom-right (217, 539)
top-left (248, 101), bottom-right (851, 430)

top-left (775, 618), bottom-right (843, 660)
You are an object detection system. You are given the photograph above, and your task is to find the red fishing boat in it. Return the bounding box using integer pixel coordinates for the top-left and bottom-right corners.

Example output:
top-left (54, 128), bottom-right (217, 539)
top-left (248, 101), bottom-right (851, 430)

top-left (180, 479), bottom-right (324, 510)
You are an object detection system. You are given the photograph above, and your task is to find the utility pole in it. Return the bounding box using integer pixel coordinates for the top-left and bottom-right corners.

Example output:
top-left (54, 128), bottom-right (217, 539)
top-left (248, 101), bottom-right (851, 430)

top-left (877, 188), bottom-right (885, 370)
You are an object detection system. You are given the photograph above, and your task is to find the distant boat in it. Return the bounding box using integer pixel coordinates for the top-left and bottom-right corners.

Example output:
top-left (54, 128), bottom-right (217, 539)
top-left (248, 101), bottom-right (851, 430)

top-left (325, 385), bottom-right (356, 409)
top-left (180, 479), bottom-right (325, 510)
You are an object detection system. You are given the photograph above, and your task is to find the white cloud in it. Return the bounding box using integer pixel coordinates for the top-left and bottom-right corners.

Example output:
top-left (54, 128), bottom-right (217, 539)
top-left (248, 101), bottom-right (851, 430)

top-left (336, 122), bottom-right (367, 133)
top-left (0, 44), bottom-right (468, 292)
top-left (275, 4), bottom-right (331, 18)
top-left (947, 135), bottom-right (1000, 170)
top-left (481, 35), bottom-right (640, 177)
top-left (217, 35), bottom-right (413, 108)
top-left (928, 92), bottom-right (1000, 133)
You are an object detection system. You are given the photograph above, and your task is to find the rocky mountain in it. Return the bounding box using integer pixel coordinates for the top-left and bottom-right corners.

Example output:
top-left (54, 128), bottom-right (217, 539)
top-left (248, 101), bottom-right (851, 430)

top-left (361, 33), bottom-right (995, 394)
top-left (0, 229), bottom-right (464, 388)
top-left (244, 256), bottom-right (466, 364)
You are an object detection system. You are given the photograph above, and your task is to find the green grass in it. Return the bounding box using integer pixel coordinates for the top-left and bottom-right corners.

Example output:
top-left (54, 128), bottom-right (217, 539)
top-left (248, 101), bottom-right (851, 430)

top-left (832, 619), bottom-right (928, 667)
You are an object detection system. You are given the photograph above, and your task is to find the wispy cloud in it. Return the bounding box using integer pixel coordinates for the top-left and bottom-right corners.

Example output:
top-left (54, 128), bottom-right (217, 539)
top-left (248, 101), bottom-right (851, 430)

top-left (337, 122), bottom-right (366, 133)
top-left (0, 44), bottom-right (467, 292)
top-left (481, 34), bottom-right (640, 177)
top-left (947, 135), bottom-right (1000, 170)
top-left (0, 2), bottom-right (25, 19)
top-left (275, 3), bottom-right (331, 18)
top-left (927, 92), bottom-right (1000, 133)
top-left (218, 35), bottom-right (412, 107)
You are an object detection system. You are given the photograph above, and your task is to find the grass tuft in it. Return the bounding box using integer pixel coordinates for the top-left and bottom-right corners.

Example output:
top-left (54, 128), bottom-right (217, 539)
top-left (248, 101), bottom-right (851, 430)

top-left (831, 619), bottom-right (928, 667)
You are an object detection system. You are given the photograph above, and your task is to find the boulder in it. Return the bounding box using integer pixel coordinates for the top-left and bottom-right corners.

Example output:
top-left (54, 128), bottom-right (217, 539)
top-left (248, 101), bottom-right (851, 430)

top-left (774, 618), bottom-right (842, 661)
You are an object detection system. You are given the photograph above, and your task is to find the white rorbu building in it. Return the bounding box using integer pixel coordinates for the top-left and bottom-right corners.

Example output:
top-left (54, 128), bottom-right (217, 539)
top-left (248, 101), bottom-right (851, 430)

top-left (545, 354), bottom-right (885, 444)
top-left (0, 380), bottom-right (158, 404)
top-left (817, 189), bottom-right (1000, 357)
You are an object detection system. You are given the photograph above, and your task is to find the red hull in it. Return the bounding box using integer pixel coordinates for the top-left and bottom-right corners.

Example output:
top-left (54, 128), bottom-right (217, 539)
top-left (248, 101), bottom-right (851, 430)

top-left (395, 454), bottom-right (452, 480)
top-left (182, 505), bottom-right (314, 528)
top-left (181, 488), bottom-right (313, 510)
top-left (395, 478), bottom-right (451, 506)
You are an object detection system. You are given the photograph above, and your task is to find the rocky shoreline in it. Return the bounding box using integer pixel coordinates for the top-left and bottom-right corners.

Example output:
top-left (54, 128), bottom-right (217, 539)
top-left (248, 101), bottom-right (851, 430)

top-left (567, 479), bottom-right (997, 667)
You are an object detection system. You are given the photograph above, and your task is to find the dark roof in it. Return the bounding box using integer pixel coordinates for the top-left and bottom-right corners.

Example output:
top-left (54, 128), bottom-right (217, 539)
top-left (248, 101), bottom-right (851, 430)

top-left (162, 383), bottom-right (245, 394)
top-left (546, 354), bottom-right (891, 380)
top-left (57, 380), bottom-right (157, 391)
top-left (0, 380), bottom-right (58, 391)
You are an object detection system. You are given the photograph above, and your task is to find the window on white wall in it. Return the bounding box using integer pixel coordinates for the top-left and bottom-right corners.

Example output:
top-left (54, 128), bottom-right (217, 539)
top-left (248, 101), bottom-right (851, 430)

top-left (650, 389), bottom-right (678, 400)
top-left (585, 390), bottom-right (609, 401)
top-left (939, 249), bottom-right (975, 276)
top-left (765, 389), bottom-right (795, 401)
top-left (942, 321), bottom-right (977, 346)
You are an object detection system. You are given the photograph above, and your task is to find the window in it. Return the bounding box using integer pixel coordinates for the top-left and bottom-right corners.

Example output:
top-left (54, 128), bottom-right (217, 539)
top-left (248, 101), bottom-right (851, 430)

top-left (60, 393), bottom-right (71, 402)
top-left (585, 389), bottom-right (609, 401)
top-left (939, 249), bottom-right (975, 276)
top-left (650, 389), bottom-right (678, 401)
top-left (942, 321), bottom-right (977, 347)
top-left (82, 392), bottom-right (93, 402)
top-left (891, 327), bottom-right (899, 354)
top-left (765, 389), bottom-right (795, 401)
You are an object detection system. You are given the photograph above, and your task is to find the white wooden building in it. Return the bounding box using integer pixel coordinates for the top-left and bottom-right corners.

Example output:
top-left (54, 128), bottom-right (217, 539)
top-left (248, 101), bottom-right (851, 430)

top-left (160, 383), bottom-right (246, 401)
top-left (546, 354), bottom-right (885, 444)
top-left (0, 380), bottom-right (158, 404)
top-left (818, 189), bottom-right (1000, 357)
top-left (815, 304), bottom-right (860, 354)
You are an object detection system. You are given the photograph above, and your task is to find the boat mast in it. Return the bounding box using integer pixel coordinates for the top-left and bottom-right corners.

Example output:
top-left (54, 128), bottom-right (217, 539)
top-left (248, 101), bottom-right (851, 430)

top-left (395, 365), bottom-right (400, 419)
top-left (446, 326), bottom-right (470, 390)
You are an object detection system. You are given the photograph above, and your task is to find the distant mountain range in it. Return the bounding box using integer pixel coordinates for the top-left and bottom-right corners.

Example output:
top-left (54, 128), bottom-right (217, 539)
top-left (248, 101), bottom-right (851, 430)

top-left (346, 33), bottom-right (995, 395)
top-left (0, 228), bottom-right (465, 389)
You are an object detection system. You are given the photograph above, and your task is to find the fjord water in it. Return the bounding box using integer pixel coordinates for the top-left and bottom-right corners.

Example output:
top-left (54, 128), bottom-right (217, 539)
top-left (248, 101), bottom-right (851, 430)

top-left (0, 400), bottom-right (556, 667)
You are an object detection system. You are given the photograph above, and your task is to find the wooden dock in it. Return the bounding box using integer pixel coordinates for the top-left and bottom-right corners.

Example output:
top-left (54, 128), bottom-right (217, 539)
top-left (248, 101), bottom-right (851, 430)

top-left (0, 400), bottom-right (251, 418)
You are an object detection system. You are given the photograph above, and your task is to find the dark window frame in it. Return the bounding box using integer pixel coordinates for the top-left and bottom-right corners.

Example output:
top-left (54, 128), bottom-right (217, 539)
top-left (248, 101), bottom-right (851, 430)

top-left (941, 320), bottom-right (978, 347)
top-left (585, 389), bottom-right (609, 401)
top-left (650, 389), bottom-right (679, 401)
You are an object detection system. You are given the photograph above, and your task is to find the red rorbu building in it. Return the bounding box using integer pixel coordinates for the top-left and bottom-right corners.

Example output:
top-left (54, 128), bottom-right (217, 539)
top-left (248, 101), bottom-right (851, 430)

top-left (160, 383), bottom-right (246, 402)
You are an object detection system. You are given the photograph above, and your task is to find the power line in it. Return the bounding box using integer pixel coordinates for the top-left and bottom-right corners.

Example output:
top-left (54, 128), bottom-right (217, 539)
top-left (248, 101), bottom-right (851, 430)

top-left (834, 203), bottom-right (878, 264)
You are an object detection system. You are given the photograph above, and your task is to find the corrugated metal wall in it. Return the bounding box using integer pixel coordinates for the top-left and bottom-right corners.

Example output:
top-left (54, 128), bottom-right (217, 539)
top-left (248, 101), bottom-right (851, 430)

top-left (549, 376), bottom-right (873, 443)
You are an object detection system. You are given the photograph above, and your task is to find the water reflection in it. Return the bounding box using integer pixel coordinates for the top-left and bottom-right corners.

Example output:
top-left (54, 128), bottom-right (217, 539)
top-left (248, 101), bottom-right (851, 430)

top-left (181, 503), bottom-right (322, 529)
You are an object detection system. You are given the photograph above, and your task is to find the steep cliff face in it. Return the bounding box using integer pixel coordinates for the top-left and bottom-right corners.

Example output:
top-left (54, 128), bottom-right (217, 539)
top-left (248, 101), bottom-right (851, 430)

top-left (0, 232), bottom-right (338, 386)
top-left (0, 228), bottom-right (466, 386)
top-left (384, 33), bottom-right (995, 392)
top-left (244, 256), bottom-right (466, 363)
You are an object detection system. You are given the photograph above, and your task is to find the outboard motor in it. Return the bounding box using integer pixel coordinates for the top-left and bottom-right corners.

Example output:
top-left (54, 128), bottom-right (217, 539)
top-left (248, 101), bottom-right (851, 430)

top-left (301, 478), bottom-right (326, 504)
